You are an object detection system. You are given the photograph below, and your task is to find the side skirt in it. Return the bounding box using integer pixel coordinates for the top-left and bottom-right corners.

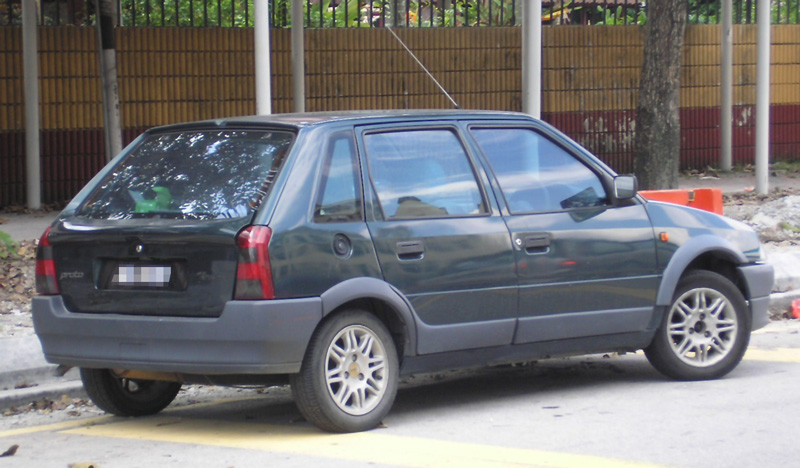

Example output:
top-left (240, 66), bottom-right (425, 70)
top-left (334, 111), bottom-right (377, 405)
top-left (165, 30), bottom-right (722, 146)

top-left (399, 331), bottom-right (656, 377)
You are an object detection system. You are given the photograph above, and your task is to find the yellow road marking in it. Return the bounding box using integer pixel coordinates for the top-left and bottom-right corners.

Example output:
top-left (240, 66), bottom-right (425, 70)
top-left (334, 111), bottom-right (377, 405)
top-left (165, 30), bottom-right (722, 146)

top-left (63, 416), bottom-right (675, 468)
top-left (0, 416), bottom-right (113, 438)
top-left (0, 395), bottom-right (264, 439)
top-left (744, 347), bottom-right (800, 363)
top-left (631, 347), bottom-right (800, 364)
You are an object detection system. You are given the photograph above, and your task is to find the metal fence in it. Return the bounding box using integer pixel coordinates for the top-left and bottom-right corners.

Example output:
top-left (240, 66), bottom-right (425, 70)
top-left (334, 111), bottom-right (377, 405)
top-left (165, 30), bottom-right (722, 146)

top-left (3, 0), bottom-right (800, 28)
top-left (117, 0), bottom-right (522, 28)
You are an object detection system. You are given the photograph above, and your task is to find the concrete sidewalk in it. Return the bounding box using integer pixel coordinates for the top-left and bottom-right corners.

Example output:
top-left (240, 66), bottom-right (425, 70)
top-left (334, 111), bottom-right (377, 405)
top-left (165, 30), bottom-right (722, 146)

top-left (1, 211), bottom-right (79, 408)
top-left (0, 211), bottom-right (58, 243)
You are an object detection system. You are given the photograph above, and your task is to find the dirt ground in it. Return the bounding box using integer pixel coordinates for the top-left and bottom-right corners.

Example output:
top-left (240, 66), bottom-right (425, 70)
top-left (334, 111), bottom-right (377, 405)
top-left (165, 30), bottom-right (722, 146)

top-left (681, 165), bottom-right (800, 246)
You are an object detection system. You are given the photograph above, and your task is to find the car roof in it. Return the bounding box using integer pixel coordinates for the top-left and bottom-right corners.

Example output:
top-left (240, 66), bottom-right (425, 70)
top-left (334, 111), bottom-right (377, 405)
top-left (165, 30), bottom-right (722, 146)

top-left (147, 109), bottom-right (535, 133)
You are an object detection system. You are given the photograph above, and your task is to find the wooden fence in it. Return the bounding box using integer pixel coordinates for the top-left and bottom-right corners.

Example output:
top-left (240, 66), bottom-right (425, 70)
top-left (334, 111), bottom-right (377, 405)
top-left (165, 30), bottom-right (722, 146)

top-left (1, 25), bottom-right (799, 207)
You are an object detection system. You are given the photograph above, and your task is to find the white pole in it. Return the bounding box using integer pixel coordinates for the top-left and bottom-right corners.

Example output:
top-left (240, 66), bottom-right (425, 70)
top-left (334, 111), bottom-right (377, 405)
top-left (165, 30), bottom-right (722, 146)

top-left (254, 0), bottom-right (272, 115)
top-left (22, 0), bottom-right (40, 210)
top-left (522, 0), bottom-right (542, 118)
top-left (755, 0), bottom-right (771, 194)
top-left (291, 0), bottom-right (305, 113)
top-left (720, 0), bottom-right (732, 172)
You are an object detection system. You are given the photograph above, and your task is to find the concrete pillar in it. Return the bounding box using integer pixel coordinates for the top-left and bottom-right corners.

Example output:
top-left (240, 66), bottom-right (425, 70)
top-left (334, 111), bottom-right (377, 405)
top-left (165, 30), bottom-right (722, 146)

top-left (720, 0), bottom-right (732, 172)
top-left (22, 0), bottom-right (40, 209)
top-left (291, 0), bottom-right (305, 113)
top-left (755, 0), bottom-right (771, 194)
top-left (522, 0), bottom-right (542, 118)
top-left (255, 0), bottom-right (272, 115)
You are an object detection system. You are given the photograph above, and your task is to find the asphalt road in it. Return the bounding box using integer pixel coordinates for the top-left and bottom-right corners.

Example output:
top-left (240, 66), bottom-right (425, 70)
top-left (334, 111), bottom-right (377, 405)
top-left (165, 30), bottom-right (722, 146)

top-left (1, 321), bottom-right (798, 468)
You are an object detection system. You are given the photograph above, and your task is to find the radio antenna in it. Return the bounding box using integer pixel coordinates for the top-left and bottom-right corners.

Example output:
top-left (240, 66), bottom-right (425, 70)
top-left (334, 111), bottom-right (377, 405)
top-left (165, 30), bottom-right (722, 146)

top-left (386, 27), bottom-right (460, 110)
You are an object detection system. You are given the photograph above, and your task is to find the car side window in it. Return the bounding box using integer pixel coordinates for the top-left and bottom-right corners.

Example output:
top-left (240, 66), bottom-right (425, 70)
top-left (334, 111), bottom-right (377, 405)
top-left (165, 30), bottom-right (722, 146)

top-left (471, 128), bottom-right (608, 214)
top-left (363, 129), bottom-right (487, 220)
top-left (314, 132), bottom-right (362, 223)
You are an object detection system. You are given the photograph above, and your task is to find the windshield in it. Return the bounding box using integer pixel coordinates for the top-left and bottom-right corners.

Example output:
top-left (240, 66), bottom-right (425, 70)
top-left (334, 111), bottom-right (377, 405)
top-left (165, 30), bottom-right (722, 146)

top-left (77, 129), bottom-right (294, 220)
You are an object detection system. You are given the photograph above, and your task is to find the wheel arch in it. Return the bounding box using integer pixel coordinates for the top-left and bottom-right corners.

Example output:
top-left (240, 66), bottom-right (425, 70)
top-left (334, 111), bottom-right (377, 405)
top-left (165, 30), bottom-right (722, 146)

top-left (656, 235), bottom-right (748, 306)
top-left (320, 277), bottom-right (418, 360)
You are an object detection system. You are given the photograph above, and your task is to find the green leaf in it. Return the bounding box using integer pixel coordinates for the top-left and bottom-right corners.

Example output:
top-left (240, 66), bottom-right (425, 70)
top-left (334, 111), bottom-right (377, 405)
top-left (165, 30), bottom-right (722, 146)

top-left (0, 231), bottom-right (18, 259)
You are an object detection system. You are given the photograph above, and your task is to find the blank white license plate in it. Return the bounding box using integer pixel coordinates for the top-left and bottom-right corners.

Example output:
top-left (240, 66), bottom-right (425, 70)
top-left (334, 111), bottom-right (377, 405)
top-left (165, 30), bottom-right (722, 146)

top-left (112, 264), bottom-right (172, 287)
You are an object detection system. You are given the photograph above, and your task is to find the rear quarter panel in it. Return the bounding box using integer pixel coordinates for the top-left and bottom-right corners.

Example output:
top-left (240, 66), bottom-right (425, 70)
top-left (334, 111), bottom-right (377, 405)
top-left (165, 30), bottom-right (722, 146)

top-left (263, 125), bottom-right (384, 298)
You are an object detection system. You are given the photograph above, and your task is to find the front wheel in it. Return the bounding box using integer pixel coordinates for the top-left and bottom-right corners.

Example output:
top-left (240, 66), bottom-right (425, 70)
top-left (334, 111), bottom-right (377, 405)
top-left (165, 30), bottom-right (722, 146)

top-left (645, 270), bottom-right (751, 381)
top-left (80, 368), bottom-right (181, 416)
top-left (290, 310), bottom-right (399, 433)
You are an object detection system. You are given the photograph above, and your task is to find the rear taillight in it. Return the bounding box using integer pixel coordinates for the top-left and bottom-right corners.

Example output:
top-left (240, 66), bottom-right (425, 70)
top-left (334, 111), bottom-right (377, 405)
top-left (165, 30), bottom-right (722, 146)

top-left (234, 226), bottom-right (275, 300)
top-left (35, 226), bottom-right (59, 295)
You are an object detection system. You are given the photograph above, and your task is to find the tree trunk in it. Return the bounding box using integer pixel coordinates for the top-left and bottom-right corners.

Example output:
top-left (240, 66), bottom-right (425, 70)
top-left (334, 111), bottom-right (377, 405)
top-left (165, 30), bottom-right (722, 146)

top-left (633, 1), bottom-right (688, 190)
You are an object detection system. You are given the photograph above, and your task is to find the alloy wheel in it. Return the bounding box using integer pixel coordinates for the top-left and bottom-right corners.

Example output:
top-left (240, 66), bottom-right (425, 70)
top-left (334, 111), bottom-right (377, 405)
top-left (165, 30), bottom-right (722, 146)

top-left (324, 324), bottom-right (389, 416)
top-left (667, 287), bottom-right (738, 367)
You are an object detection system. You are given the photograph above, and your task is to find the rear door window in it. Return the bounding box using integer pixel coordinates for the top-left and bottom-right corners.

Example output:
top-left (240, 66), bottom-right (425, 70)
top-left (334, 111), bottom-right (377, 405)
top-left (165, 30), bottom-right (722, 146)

top-left (77, 130), bottom-right (294, 220)
top-left (314, 133), bottom-right (362, 223)
top-left (363, 129), bottom-right (487, 219)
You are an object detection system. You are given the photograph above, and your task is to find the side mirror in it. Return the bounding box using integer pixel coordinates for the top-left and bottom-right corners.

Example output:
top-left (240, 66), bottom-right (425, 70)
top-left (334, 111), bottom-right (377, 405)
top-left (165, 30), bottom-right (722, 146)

top-left (613, 175), bottom-right (638, 200)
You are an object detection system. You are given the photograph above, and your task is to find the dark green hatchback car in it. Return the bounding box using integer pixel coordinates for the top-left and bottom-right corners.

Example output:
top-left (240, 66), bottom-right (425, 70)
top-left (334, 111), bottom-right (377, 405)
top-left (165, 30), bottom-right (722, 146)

top-left (33, 110), bottom-right (774, 432)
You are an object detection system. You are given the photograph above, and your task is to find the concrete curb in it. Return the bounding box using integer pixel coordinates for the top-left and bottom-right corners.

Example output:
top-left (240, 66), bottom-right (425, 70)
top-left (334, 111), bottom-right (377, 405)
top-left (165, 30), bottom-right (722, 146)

top-left (0, 335), bottom-right (83, 410)
top-left (769, 289), bottom-right (800, 315)
top-left (0, 380), bottom-right (85, 410)
top-left (0, 363), bottom-right (82, 410)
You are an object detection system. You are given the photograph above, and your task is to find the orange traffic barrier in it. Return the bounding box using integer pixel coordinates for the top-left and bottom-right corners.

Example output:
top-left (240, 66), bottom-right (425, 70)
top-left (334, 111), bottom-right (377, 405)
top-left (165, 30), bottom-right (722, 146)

top-left (640, 188), bottom-right (723, 215)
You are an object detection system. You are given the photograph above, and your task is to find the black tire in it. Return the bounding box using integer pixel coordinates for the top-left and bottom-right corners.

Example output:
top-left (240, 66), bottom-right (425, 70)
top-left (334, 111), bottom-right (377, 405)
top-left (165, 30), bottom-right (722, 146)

top-left (645, 270), bottom-right (751, 381)
top-left (80, 368), bottom-right (182, 416)
top-left (290, 309), bottom-right (399, 433)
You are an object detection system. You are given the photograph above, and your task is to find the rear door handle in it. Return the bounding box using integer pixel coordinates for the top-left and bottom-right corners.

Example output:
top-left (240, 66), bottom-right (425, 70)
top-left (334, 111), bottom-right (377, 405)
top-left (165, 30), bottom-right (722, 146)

top-left (517, 234), bottom-right (550, 254)
top-left (396, 240), bottom-right (424, 260)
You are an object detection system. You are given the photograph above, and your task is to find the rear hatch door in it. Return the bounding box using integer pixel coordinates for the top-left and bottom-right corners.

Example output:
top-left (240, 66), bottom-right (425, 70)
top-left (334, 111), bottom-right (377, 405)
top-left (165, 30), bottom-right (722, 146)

top-left (52, 219), bottom-right (245, 317)
top-left (50, 127), bottom-right (294, 318)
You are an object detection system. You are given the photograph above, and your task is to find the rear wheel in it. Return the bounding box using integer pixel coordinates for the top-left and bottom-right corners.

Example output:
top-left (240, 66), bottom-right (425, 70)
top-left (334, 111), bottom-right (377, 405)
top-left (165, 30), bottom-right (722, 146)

top-left (290, 310), bottom-right (399, 433)
top-left (645, 270), bottom-right (750, 381)
top-left (80, 368), bottom-right (181, 416)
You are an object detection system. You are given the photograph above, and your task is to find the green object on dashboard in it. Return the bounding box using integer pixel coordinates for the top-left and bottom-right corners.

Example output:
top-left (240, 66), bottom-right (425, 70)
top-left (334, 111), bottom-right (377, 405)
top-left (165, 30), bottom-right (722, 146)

top-left (134, 186), bottom-right (173, 213)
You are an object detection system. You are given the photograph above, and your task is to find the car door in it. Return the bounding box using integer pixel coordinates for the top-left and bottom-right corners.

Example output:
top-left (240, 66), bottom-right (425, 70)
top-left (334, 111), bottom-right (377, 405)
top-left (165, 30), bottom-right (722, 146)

top-left (357, 124), bottom-right (518, 354)
top-left (468, 124), bottom-right (659, 344)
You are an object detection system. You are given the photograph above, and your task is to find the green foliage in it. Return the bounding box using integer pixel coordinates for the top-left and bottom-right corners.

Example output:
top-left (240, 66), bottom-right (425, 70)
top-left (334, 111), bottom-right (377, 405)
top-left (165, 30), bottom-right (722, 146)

top-left (779, 222), bottom-right (800, 234)
top-left (118, 0), bottom-right (521, 28)
top-left (769, 0), bottom-right (800, 24)
top-left (594, 5), bottom-right (646, 25)
top-left (688, 0), bottom-right (720, 24)
top-left (303, 0), bottom-right (518, 28)
top-left (112, 0), bottom-right (800, 30)
top-left (688, 0), bottom-right (800, 25)
top-left (120, 0), bottom-right (256, 27)
top-left (305, 0), bottom-right (367, 28)
top-left (14, 0), bottom-right (800, 28)
top-left (770, 159), bottom-right (800, 176)
top-left (0, 231), bottom-right (18, 260)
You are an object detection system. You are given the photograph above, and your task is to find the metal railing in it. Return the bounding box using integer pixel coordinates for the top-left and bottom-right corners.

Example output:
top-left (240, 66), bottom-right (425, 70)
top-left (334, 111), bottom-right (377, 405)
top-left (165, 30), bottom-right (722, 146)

top-left (118, 0), bottom-right (521, 28)
top-left (2, 0), bottom-right (799, 27)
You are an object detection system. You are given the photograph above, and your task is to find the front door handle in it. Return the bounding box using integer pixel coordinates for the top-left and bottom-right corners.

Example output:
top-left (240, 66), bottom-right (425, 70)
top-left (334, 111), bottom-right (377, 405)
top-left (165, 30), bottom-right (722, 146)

top-left (396, 240), bottom-right (424, 260)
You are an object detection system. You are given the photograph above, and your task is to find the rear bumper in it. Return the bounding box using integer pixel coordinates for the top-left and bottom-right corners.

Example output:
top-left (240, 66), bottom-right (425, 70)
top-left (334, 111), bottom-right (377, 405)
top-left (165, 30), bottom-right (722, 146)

top-left (32, 295), bottom-right (321, 375)
top-left (738, 262), bottom-right (775, 331)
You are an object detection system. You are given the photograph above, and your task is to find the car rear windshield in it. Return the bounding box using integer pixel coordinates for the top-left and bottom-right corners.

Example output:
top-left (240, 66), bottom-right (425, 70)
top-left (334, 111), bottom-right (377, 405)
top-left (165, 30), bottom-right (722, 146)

top-left (77, 129), bottom-right (294, 220)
